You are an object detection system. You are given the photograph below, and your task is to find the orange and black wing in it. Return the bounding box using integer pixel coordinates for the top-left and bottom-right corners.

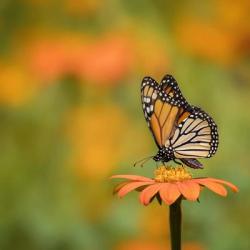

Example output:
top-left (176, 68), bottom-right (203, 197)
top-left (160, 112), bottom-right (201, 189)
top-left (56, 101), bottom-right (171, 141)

top-left (141, 75), bottom-right (191, 148)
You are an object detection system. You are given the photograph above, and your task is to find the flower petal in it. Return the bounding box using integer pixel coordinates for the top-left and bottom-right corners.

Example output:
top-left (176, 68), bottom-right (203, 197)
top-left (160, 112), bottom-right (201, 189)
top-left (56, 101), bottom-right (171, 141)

top-left (117, 181), bottom-right (153, 198)
top-left (206, 178), bottom-right (239, 193)
top-left (195, 179), bottom-right (227, 196)
top-left (110, 174), bottom-right (153, 182)
top-left (113, 181), bottom-right (131, 194)
top-left (177, 180), bottom-right (200, 201)
top-left (159, 183), bottom-right (181, 205)
top-left (139, 183), bottom-right (162, 205)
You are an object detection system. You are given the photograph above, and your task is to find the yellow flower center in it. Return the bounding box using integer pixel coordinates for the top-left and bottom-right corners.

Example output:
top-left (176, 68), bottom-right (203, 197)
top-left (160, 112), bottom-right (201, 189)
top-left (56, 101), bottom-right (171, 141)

top-left (154, 166), bottom-right (192, 182)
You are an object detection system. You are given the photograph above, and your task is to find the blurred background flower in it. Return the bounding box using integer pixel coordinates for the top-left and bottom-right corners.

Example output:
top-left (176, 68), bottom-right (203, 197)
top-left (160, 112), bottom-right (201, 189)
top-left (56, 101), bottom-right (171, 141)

top-left (0, 1), bottom-right (249, 250)
top-left (25, 33), bottom-right (135, 85)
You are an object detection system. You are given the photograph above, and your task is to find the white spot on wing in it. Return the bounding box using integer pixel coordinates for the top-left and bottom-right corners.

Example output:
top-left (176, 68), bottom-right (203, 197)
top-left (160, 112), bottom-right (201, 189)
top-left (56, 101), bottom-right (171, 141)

top-left (152, 92), bottom-right (157, 100)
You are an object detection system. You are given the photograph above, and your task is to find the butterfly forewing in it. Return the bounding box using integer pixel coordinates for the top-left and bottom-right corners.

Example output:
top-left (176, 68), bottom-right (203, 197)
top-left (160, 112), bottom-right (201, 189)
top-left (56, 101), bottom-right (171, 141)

top-left (141, 76), bottom-right (189, 148)
top-left (160, 75), bottom-right (187, 105)
top-left (141, 77), bottom-right (161, 146)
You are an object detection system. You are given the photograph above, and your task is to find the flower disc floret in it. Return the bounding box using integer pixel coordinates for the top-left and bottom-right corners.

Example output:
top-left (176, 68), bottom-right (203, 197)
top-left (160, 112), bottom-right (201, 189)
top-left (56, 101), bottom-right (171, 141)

top-left (154, 166), bottom-right (192, 182)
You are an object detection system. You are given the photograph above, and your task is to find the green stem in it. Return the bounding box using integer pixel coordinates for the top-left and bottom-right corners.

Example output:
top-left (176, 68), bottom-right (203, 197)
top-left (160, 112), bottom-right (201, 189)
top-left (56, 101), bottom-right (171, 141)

top-left (169, 198), bottom-right (182, 250)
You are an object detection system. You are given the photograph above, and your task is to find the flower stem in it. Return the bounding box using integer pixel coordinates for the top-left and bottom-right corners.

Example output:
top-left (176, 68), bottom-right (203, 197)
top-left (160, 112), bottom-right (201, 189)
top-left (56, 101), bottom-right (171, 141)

top-left (169, 198), bottom-right (182, 250)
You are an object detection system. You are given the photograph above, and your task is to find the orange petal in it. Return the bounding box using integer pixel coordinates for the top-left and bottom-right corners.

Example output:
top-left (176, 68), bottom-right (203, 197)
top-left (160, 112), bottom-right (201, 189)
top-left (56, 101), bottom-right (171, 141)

top-left (159, 183), bottom-right (181, 205)
top-left (117, 181), bottom-right (153, 198)
top-left (206, 178), bottom-right (239, 193)
top-left (195, 179), bottom-right (227, 196)
top-left (110, 174), bottom-right (153, 182)
top-left (113, 181), bottom-right (131, 194)
top-left (177, 180), bottom-right (200, 201)
top-left (139, 183), bottom-right (162, 205)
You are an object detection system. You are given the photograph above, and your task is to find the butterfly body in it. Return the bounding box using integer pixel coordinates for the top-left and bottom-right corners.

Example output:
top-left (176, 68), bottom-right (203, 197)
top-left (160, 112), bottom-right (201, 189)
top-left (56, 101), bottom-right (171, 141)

top-left (141, 74), bottom-right (219, 169)
top-left (153, 147), bottom-right (173, 162)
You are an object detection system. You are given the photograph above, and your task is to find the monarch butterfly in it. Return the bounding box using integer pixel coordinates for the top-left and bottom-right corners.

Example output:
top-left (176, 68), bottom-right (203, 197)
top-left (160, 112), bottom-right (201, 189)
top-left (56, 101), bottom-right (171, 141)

top-left (140, 74), bottom-right (219, 169)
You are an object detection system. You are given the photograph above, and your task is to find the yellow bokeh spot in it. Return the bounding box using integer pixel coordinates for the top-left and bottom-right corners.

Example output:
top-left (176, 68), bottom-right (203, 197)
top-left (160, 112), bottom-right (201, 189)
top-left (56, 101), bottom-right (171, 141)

top-left (65, 105), bottom-right (129, 179)
top-left (0, 64), bottom-right (37, 107)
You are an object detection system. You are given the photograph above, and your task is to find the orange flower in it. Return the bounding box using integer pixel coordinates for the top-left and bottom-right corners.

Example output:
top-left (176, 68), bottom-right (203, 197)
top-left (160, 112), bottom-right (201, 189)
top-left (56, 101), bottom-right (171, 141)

top-left (115, 240), bottom-right (204, 250)
top-left (111, 166), bottom-right (238, 206)
top-left (27, 33), bottom-right (134, 85)
top-left (76, 34), bottom-right (134, 85)
top-left (115, 240), bottom-right (166, 250)
top-left (175, 18), bottom-right (239, 65)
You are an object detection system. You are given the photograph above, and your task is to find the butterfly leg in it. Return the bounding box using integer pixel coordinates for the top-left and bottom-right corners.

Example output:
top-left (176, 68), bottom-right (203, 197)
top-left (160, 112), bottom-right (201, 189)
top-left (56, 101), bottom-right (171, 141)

top-left (134, 156), bottom-right (153, 167)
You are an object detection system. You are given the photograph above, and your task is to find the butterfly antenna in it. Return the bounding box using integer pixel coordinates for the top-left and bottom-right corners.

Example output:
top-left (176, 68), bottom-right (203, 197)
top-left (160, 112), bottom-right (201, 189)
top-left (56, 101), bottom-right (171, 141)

top-left (133, 156), bottom-right (154, 168)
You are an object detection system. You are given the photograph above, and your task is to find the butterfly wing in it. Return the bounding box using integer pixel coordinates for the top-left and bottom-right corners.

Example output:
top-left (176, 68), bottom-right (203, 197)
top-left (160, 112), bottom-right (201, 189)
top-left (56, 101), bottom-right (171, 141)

top-left (141, 75), bottom-right (191, 148)
top-left (169, 106), bottom-right (219, 159)
top-left (159, 74), bottom-right (188, 106)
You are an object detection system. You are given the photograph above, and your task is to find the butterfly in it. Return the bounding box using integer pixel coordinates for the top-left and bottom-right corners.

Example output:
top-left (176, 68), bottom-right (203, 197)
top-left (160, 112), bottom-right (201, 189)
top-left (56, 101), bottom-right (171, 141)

top-left (140, 74), bottom-right (219, 169)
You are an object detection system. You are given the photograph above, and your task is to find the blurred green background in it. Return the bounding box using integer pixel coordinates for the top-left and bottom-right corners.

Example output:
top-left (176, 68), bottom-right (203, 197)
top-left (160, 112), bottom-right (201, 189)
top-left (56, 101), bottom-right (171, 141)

top-left (0, 1), bottom-right (249, 250)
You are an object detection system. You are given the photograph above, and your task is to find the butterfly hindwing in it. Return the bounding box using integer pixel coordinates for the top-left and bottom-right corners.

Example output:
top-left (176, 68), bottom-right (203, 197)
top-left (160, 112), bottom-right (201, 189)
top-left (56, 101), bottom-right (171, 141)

top-left (170, 106), bottom-right (219, 159)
